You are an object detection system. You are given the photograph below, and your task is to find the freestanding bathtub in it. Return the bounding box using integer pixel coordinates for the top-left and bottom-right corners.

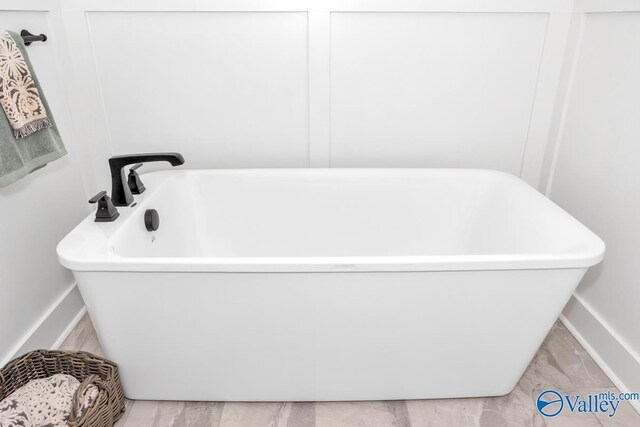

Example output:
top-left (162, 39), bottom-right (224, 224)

top-left (57, 169), bottom-right (604, 401)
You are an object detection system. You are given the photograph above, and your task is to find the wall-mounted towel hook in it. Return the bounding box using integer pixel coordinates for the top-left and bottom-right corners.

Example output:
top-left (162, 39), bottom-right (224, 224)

top-left (20, 29), bottom-right (47, 46)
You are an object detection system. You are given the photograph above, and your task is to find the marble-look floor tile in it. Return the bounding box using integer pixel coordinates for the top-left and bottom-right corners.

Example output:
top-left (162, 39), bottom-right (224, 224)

top-left (219, 402), bottom-right (302, 427)
top-left (542, 323), bottom-right (614, 388)
top-left (316, 401), bottom-right (411, 427)
top-left (287, 402), bottom-right (315, 427)
top-left (58, 313), bottom-right (93, 351)
top-left (477, 384), bottom-right (546, 427)
top-left (115, 399), bottom-right (222, 427)
top-left (120, 400), bottom-right (186, 426)
top-left (406, 397), bottom-right (483, 426)
top-left (541, 411), bottom-right (601, 427)
top-left (114, 399), bottom-right (136, 426)
top-left (59, 313), bottom-right (104, 357)
top-left (170, 401), bottom-right (224, 427)
top-left (519, 341), bottom-right (575, 392)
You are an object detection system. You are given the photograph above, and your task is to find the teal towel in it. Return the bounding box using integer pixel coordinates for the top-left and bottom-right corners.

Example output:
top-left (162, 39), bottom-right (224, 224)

top-left (0, 31), bottom-right (66, 188)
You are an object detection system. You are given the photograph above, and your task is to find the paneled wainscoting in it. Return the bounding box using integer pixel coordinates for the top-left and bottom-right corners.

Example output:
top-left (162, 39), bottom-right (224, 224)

top-left (60, 315), bottom-right (639, 427)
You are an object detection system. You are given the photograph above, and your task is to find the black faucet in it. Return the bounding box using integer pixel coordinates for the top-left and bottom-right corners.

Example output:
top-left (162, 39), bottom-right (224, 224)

top-left (109, 152), bottom-right (185, 206)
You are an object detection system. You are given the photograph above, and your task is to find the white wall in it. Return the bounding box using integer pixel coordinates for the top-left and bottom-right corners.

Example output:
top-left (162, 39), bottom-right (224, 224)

top-left (0, 2), bottom-right (88, 365)
top-left (545, 0), bottom-right (640, 406)
top-left (59, 0), bottom-right (574, 190)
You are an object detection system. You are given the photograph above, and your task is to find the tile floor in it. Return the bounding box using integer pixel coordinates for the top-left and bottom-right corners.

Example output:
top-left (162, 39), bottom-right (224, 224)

top-left (60, 315), bottom-right (640, 426)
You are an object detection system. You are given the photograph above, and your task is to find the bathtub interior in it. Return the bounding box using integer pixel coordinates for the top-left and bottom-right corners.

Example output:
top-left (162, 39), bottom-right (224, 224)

top-left (107, 169), bottom-right (601, 259)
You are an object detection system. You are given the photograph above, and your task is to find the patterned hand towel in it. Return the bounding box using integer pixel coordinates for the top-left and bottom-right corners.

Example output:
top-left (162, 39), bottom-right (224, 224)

top-left (0, 30), bottom-right (66, 188)
top-left (0, 31), bottom-right (52, 138)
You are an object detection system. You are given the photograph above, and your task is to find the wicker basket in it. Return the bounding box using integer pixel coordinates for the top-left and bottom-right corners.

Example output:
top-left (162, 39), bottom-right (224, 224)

top-left (0, 350), bottom-right (125, 427)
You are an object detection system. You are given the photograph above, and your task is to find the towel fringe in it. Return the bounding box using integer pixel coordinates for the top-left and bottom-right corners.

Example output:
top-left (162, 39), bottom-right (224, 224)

top-left (14, 118), bottom-right (52, 139)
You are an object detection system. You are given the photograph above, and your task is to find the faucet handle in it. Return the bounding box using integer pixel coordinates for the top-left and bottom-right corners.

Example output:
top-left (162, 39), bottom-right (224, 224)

top-left (88, 191), bottom-right (120, 222)
top-left (88, 190), bottom-right (107, 204)
top-left (127, 163), bottom-right (146, 195)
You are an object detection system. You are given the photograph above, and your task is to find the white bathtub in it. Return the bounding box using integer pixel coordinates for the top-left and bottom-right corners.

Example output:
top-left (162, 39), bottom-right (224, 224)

top-left (57, 169), bottom-right (604, 401)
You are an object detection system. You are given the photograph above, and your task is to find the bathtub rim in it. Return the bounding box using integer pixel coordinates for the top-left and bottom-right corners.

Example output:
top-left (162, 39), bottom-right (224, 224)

top-left (57, 168), bottom-right (606, 273)
top-left (57, 252), bottom-right (605, 273)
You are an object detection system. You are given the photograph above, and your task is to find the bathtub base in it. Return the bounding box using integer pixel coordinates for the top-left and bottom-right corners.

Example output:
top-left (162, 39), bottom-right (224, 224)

top-left (76, 268), bottom-right (585, 401)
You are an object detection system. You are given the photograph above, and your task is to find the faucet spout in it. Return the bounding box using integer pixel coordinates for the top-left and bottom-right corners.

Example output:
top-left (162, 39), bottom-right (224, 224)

top-left (109, 152), bottom-right (185, 206)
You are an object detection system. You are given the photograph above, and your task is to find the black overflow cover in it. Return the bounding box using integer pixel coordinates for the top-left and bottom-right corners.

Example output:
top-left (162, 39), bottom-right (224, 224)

top-left (145, 209), bottom-right (159, 232)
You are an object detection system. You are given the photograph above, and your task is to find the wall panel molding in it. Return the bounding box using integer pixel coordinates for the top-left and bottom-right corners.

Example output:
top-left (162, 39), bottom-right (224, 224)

top-left (329, 11), bottom-right (549, 174)
top-left (519, 11), bottom-right (572, 188)
top-left (308, 10), bottom-right (332, 167)
top-left (57, 0), bottom-right (574, 189)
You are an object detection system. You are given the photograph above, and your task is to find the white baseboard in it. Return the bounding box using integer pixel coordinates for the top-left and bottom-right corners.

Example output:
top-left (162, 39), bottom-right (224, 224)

top-left (1, 283), bottom-right (86, 367)
top-left (560, 293), bottom-right (640, 415)
top-left (51, 304), bottom-right (87, 350)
